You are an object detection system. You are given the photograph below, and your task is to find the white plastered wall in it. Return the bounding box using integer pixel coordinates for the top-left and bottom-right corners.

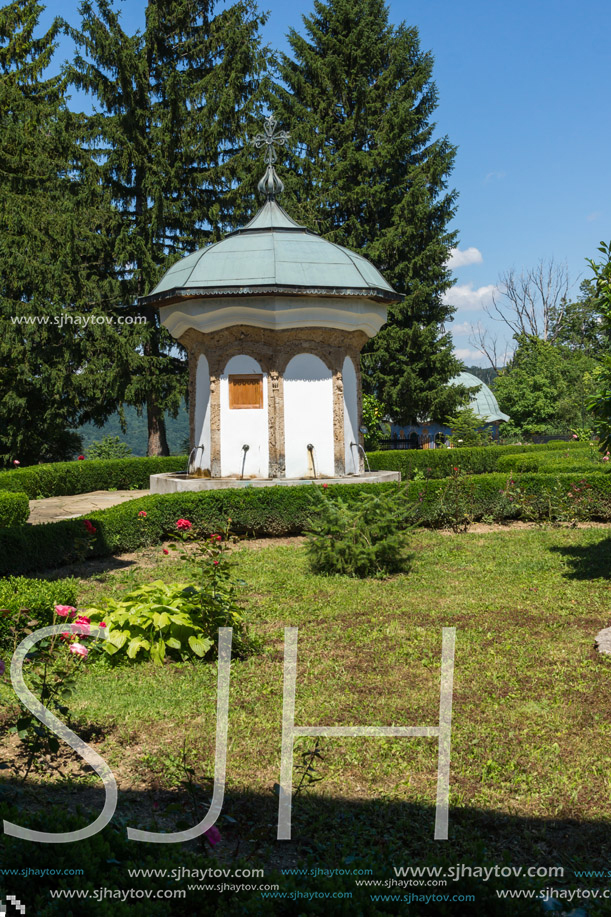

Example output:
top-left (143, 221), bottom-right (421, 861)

top-left (343, 355), bottom-right (359, 474)
top-left (193, 354), bottom-right (211, 472)
top-left (220, 355), bottom-right (269, 477)
top-left (284, 354), bottom-right (334, 478)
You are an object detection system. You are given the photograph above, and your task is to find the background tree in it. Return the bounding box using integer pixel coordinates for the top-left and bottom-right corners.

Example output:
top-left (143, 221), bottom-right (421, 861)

top-left (0, 0), bottom-right (121, 465)
top-left (271, 0), bottom-right (467, 425)
top-left (492, 334), bottom-right (597, 438)
top-left (551, 278), bottom-right (608, 357)
top-left (469, 258), bottom-right (570, 371)
top-left (445, 407), bottom-right (491, 447)
top-left (586, 241), bottom-right (611, 450)
top-left (67, 0), bottom-right (268, 454)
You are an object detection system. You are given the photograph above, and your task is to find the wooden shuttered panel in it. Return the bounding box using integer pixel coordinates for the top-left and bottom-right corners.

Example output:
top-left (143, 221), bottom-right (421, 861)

top-left (228, 374), bottom-right (264, 409)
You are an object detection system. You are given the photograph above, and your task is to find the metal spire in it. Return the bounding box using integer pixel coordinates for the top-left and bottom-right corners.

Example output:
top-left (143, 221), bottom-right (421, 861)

top-left (252, 115), bottom-right (290, 201)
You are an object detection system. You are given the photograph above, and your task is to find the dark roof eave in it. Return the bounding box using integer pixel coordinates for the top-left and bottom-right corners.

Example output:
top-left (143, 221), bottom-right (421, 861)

top-left (139, 284), bottom-right (404, 308)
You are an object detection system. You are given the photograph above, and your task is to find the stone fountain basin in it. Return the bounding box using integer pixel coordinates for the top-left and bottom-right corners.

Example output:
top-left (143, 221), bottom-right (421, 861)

top-left (149, 471), bottom-right (400, 494)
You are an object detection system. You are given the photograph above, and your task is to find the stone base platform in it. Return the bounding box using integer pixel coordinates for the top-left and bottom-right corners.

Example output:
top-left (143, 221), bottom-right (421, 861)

top-left (150, 471), bottom-right (400, 494)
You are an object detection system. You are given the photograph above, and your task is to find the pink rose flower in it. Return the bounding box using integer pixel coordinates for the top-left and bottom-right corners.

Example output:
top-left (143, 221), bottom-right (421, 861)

top-left (138, 510), bottom-right (147, 517)
top-left (213, 560), bottom-right (219, 566)
top-left (78, 455), bottom-right (85, 460)
top-left (83, 520), bottom-right (97, 534)
top-left (55, 605), bottom-right (77, 618)
top-left (13, 460), bottom-right (20, 466)
top-left (69, 643), bottom-right (88, 658)
top-left (572, 434), bottom-right (578, 439)
top-left (99, 622), bottom-right (107, 628)
top-left (322, 483), bottom-right (328, 489)
top-left (204, 826), bottom-right (221, 847)
top-left (604, 456), bottom-right (610, 462)
top-left (176, 518), bottom-right (192, 530)
top-left (163, 548), bottom-right (169, 555)
top-left (73, 615), bottom-right (91, 635)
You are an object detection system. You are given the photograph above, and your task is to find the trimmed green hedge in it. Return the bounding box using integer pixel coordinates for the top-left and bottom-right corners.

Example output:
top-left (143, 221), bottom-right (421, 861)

top-left (368, 441), bottom-right (590, 480)
top-left (1, 473), bottom-right (610, 576)
top-left (0, 456), bottom-right (187, 499)
top-left (0, 491), bottom-right (29, 527)
top-left (495, 450), bottom-right (607, 474)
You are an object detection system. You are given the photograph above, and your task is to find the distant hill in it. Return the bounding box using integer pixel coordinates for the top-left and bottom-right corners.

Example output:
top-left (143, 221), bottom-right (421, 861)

top-left (464, 365), bottom-right (499, 386)
top-left (77, 401), bottom-right (189, 456)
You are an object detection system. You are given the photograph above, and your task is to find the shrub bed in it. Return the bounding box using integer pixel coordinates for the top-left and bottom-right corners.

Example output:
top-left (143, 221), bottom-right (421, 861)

top-left (1, 473), bottom-right (610, 576)
top-left (0, 491), bottom-right (29, 527)
top-left (367, 441), bottom-right (589, 479)
top-left (0, 456), bottom-right (186, 498)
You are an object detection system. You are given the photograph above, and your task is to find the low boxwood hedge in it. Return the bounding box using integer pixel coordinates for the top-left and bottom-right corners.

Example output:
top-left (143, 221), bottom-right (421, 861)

top-left (0, 491), bottom-right (29, 527)
top-left (495, 450), bottom-right (607, 474)
top-left (0, 456), bottom-right (187, 499)
top-left (1, 472), bottom-right (610, 576)
top-left (368, 441), bottom-right (590, 479)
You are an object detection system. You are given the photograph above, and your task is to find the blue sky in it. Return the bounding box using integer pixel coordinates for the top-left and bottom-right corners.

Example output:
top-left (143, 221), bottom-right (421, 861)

top-left (41, 0), bottom-right (611, 366)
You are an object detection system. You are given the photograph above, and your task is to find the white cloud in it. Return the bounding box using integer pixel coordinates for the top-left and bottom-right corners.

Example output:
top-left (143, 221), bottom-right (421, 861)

top-left (447, 246), bottom-right (483, 269)
top-left (454, 347), bottom-right (488, 365)
top-left (484, 170), bottom-right (506, 183)
top-left (587, 211), bottom-right (601, 222)
top-left (450, 321), bottom-right (473, 336)
top-left (443, 282), bottom-right (498, 312)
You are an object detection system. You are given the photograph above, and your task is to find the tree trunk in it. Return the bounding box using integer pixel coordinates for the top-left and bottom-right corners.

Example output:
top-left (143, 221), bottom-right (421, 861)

top-left (147, 392), bottom-right (169, 456)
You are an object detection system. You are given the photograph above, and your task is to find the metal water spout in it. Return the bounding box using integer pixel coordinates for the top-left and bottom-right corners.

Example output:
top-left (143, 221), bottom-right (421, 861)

top-left (307, 443), bottom-right (318, 479)
top-left (187, 444), bottom-right (205, 475)
top-left (240, 444), bottom-right (250, 480)
top-left (350, 442), bottom-right (370, 473)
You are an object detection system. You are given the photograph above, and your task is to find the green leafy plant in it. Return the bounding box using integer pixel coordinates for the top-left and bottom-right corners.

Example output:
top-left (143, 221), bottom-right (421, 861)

top-left (435, 465), bottom-right (478, 532)
top-left (85, 435), bottom-right (133, 460)
top-left (88, 580), bottom-right (229, 665)
top-left (305, 487), bottom-right (411, 577)
top-left (88, 522), bottom-right (253, 665)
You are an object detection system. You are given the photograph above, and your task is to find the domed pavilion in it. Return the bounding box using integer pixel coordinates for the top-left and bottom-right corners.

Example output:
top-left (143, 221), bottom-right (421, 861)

top-left (141, 116), bottom-right (402, 480)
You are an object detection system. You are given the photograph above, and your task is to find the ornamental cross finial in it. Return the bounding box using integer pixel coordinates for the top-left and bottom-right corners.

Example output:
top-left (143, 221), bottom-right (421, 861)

top-left (251, 114), bottom-right (290, 200)
top-left (252, 114), bottom-right (290, 166)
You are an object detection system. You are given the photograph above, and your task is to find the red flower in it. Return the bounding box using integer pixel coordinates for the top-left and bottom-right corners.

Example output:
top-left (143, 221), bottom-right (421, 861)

top-left (322, 483), bottom-right (328, 489)
top-left (78, 455), bottom-right (85, 460)
top-left (83, 520), bottom-right (96, 535)
top-left (138, 510), bottom-right (147, 517)
top-left (163, 548), bottom-right (169, 555)
top-left (176, 518), bottom-right (192, 530)
top-left (213, 560), bottom-right (219, 566)
top-left (453, 467), bottom-right (458, 472)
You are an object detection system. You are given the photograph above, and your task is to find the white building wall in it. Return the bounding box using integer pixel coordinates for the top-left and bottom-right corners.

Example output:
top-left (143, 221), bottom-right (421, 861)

top-left (343, 356), bottom-right (359, 474)
top-left (220, 355), bottom-right (269, 477)
top-left (284, 354), bottom-right (334, 478)
top-left (192, 354), bottom-right (211, 472)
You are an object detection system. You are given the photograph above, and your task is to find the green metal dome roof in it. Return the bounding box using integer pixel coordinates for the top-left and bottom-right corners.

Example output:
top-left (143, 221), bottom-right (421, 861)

top-left (450, 371), bottom-right (510, 423)
top-left (140, 200), bottom-right (401, 307)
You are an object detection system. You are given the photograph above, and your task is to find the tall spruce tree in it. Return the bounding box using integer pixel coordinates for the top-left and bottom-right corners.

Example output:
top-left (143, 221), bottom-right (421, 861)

top-left (272, 0), bottom-right (467, 424)
top-left (67, 0), bottom-right (268, 454)
top-left (0, 0), bottom-right (121, 465)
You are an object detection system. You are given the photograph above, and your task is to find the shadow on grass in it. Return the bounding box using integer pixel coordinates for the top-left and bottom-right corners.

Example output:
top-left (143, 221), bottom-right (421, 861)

top-left (0, 776), bottom-right (610, 915)
top-left (550, 536), bottom-right (611, 580)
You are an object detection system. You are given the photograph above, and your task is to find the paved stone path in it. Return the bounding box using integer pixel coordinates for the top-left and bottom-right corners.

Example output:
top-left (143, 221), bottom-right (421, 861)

top-left (28, 490), bottom-right (149, 525)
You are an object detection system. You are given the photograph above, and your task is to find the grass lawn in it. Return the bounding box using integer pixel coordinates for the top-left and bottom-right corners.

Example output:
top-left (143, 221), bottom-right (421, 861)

top-left (2, 524), bottom-right (611, 909)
